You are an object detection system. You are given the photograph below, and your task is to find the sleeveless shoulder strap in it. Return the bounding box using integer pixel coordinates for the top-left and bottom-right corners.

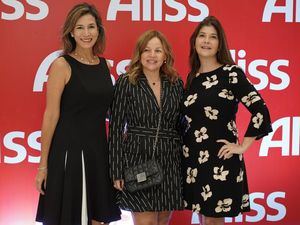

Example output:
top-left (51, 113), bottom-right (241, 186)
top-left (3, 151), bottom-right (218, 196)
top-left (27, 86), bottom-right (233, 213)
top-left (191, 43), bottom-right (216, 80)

top-left (99, 57), bottom-right (109, 69)
top-left (61, 54), bottom-right (74, 66)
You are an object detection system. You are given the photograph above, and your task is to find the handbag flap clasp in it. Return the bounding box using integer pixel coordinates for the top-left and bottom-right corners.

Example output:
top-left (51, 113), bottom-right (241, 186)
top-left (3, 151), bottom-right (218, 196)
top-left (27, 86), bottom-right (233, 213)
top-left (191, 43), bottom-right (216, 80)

top-left (136, 172), bottom-right (147, 183)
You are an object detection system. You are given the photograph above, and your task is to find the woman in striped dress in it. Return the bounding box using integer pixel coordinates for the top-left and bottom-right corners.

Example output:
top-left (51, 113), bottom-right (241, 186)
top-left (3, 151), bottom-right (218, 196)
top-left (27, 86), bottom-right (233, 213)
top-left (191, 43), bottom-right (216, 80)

top-left (109, 30), bottom-right (184, 225)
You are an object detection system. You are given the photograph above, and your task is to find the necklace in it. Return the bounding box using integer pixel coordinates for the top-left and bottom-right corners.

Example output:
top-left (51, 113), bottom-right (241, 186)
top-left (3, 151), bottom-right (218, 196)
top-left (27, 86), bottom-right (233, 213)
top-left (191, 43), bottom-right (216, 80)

top-left (74, 52), bottom-right (97, 64)
top-left (150, 80), bottom-right (160, 86)
top-left (146, 77), bottom-right (161, 86)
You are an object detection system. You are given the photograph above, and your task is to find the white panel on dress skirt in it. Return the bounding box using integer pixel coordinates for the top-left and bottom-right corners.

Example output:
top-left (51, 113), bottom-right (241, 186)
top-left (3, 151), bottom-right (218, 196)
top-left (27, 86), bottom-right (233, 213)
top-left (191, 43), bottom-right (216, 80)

top-left (81, 151), bottom-right (88, 225)
top-left (109, 210), bottom-right (134, 225)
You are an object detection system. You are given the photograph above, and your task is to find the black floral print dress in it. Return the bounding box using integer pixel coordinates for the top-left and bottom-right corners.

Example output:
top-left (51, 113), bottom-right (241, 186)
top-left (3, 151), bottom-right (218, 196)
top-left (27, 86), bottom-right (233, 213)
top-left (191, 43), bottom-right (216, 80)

top-left (181, 64), bottom-right (272, 217)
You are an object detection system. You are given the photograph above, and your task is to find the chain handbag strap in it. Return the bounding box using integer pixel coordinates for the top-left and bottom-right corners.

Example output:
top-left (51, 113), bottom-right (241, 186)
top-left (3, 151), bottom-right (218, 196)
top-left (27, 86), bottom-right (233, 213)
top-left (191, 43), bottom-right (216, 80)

top-left (151, 108), bottom-right (162, 159)
top-left (124, 80), bottom-right (163, 167)
top-left (149, 81), bottom-right (163, 159)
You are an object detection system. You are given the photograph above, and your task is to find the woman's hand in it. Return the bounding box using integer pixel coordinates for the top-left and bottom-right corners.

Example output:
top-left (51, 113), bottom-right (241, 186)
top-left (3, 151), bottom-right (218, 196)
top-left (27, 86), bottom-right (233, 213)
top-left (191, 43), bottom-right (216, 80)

top-left (217, 139), bottom-right (246, 160)
top-left (35, 169), bottom-right (47, 195)
top-left (113, 179), bottom-right (124, 191)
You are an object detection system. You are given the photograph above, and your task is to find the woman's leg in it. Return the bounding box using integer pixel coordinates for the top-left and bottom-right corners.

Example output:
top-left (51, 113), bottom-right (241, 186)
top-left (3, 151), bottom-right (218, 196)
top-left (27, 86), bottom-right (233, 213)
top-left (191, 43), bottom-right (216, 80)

top-left (132, 211), bottom-right (158, 225)
top-left (202, 216), bottom-right (224, 225)
top-left (92, 220), bottom-right (107, 225)
top-left (158, 211), bottom-right (172, 225)
top-left (198, 214), bottom-right (203, 225)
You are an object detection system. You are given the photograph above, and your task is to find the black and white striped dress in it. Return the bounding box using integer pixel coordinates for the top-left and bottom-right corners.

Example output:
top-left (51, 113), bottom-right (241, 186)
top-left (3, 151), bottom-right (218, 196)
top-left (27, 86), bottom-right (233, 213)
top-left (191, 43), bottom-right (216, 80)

top-left (109, 74), bottom-right (184, 212)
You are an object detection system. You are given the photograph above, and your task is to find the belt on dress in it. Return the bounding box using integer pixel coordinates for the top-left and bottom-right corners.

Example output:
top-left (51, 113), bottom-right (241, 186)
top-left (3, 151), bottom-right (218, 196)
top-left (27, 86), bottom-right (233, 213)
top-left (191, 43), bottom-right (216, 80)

top-left (127, 126), bottom-right (179, 139)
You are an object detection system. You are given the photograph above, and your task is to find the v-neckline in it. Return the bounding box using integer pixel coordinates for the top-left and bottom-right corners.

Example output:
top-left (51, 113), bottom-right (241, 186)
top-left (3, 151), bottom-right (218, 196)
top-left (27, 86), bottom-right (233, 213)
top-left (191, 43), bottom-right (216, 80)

top-left (148, 80), bottom-right (162, 111)
top-left (139, 74), bottom-right (165, 112)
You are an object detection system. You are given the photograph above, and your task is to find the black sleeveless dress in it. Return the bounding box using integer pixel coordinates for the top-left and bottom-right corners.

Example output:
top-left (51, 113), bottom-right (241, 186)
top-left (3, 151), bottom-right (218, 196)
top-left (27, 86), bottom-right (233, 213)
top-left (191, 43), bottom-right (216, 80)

top-left (36, 55), bottom-right (121, 225)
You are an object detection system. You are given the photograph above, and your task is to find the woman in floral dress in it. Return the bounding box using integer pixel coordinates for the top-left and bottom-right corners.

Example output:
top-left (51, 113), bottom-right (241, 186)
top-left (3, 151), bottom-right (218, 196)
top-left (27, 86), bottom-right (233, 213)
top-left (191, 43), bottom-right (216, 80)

top-left (181, 16), bottom-right (273, 225)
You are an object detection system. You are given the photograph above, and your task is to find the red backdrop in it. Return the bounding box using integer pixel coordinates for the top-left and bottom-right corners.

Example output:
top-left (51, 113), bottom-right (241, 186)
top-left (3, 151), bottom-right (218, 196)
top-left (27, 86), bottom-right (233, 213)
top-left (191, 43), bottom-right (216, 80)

top-left (0, 0), bottom-right (299, 224)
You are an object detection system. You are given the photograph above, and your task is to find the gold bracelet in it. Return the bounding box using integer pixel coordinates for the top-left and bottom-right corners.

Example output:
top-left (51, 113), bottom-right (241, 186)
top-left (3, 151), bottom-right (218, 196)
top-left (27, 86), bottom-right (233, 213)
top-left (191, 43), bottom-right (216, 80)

top-left (38, 166), bottom-right (47, 171)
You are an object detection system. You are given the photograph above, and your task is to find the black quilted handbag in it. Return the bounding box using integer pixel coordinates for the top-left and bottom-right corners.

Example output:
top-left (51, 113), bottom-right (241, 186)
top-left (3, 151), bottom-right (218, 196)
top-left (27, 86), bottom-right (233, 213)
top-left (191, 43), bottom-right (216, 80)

top-left (124, 88), bottom-right (163, 192)
top-left (124, 159), bottom-right (163, 192)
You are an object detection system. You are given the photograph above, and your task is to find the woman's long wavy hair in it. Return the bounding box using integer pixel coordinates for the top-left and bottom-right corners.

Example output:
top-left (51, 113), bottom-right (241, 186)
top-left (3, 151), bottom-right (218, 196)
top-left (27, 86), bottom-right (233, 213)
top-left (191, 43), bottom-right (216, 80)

top-left (62, 3), bottom-right (105, 55)
top-left (127, 30), bottom-right (178, 85)
top-left (186, 16), bottom-right (235, 89)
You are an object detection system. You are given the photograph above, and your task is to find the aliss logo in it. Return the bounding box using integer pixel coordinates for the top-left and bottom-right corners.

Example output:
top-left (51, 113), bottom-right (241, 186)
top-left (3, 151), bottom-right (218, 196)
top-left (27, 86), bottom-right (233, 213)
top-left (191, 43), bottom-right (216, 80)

top-left (106, 0), bottom-right (209, 22)
top-left (231, 49), bottom-right (290, 91)
top-left (190, 192), bottom-right (286, 223)
top-left (1, 0), bottom-right (49, 20)
top-left (33, 49), bottom-right (290, 93)
top-left (260, 117), bottom-right (300, 157)
top-left (33, 50), bottom-right (62, 92)
top-left (33, 50), bottom-right (129, 92)
top-left (263, 0), bottom-right (300, 22)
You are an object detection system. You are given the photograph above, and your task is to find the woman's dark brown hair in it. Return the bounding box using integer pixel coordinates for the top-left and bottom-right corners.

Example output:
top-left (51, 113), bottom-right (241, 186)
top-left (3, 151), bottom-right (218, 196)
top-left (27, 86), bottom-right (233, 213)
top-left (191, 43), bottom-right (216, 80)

top-left (62, 3), bottom-right (105, 55)
top-left (186, 16), bottom-right (235, 89)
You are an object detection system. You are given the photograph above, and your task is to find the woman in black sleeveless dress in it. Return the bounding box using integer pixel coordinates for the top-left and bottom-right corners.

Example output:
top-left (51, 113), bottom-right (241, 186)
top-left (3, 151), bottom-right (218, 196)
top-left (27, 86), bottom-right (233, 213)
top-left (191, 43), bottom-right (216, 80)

top-left (35, 3), bottom-right (121, 225)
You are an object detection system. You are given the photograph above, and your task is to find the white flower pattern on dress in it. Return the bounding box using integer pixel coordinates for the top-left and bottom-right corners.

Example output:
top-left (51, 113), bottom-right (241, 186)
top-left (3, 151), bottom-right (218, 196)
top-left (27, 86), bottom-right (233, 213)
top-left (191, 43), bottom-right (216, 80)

top-left (215, 198), bottom-right (233, 213)
top-left (213, 166), bottom-right (229, 181)
top-left (184, 93), bottom-right (197, 107)
top-left (183, 145), bottom-right (189, 158)
top-left (241, 194), bottom-right (250, 209)
top-left (204, 106), bottom-right (219, 120)
top-left (241, 91), bottom-right (261, 107)
top-left (218, 89), bottom-right (234, 100)
top-left (192, 204), bottom-right (201, 213)
top-left (184, 115), bottom-right (192, 132)
top-left (236, 169), bottom-right (244, 183)
top-left (202, 75), bottom-right (218, 89)
top-left (229, 72), bottom-right (238, 84)
top-left (198, 150), bottom-right (209, 164)
top-left (185, 115), bottom-right (192, 124)
top-left (186, 167), bottom-right (198, 184)
top-left (252, 112), bottom-right (263, 129)
top-left (180, 64), bottom-right (268, 215)
top-left (223, 64), bottom-right (239, 71)
top-left (184, 200), bottom-right (188, 208)
top-left (201, 184), bottom-right (212, 201)
top-left (194, 127), bottom-right (209, 143)
top-left (227, 120), bottom-right (238, 137)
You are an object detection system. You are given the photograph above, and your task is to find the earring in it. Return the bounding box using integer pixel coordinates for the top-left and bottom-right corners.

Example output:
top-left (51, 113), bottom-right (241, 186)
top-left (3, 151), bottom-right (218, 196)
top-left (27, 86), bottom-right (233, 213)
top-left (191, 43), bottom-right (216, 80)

top-left (70, 33), bottom-right (74, 37)
top-left (164, 60), bottom-right (166, 64)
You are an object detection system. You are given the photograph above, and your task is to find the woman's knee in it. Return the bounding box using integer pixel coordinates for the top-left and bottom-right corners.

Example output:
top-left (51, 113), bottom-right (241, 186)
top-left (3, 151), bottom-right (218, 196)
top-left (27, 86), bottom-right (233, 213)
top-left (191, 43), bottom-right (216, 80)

top-left (91, 220), bottom-right (107, 225)
top-left (132, 211), bottom-right (158, 225)
top-left (158, 211), bottom-right (172, 225)
top-left (203, 216), bottom-right (224, 225)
